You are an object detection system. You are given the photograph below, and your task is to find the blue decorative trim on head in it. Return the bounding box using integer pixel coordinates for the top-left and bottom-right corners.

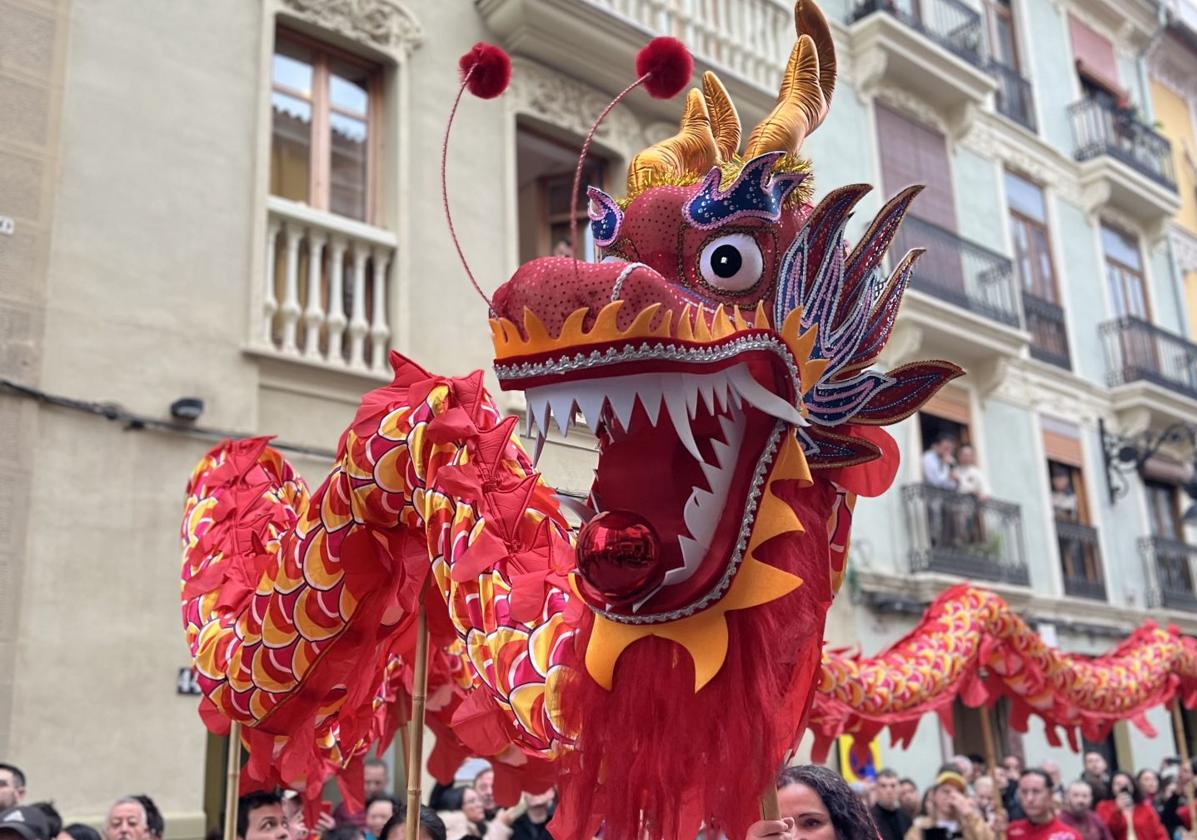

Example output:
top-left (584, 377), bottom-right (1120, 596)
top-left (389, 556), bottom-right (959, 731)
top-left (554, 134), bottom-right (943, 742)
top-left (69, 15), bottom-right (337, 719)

top-left (588, 187), bottom-right (623, 247)
top-left (683, 152), bottom-right (808, 231)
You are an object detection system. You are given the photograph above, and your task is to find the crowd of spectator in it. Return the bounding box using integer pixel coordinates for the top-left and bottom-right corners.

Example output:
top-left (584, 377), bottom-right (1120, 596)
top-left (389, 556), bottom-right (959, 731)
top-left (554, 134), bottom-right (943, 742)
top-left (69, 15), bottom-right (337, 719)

top-left (6, 750), bottom-right (1197, 840)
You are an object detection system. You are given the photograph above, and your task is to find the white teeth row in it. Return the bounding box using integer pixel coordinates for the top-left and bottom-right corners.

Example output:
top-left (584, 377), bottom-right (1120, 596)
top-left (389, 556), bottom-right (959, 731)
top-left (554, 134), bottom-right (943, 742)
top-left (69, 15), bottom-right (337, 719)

top-left (523, 362), bottom-right (804, 456)
top-left (669, 404), bottom-right (746, 588)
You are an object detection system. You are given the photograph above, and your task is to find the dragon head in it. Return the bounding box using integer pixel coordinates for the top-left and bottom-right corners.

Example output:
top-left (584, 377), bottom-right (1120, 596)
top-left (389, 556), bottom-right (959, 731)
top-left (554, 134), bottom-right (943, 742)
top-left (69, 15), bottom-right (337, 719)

top-left (490, 1), bottom-right (959, 697)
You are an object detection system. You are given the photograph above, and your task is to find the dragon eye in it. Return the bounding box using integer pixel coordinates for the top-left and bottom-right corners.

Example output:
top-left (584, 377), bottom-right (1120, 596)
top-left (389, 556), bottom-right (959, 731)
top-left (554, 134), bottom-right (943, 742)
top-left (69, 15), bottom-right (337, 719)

top-left (698, 233), bottom-right (763, 292)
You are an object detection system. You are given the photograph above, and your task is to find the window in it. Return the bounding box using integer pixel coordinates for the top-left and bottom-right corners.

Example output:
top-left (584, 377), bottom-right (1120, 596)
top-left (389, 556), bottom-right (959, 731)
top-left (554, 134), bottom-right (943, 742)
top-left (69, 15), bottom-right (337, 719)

top-left (985, 0), bottom-right (1020, 71)
top-left (1147, 480), bottom-right (1184, 540)
top-left (1006, 173), bottom-right (1055, 301)
top-left (517, 124), bottom-right (607, 262)
top-left (875, 105), bottom-right (956, 231)
top-left (270, 31), bottom-right (381, 223)
top-left (1102, 224), bottom-right (1149, 319)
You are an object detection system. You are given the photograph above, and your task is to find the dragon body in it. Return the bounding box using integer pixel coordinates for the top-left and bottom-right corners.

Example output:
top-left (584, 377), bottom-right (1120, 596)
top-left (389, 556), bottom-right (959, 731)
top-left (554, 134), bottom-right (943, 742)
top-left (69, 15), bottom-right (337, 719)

top-left (177, 3), bottom-right (1195, 837)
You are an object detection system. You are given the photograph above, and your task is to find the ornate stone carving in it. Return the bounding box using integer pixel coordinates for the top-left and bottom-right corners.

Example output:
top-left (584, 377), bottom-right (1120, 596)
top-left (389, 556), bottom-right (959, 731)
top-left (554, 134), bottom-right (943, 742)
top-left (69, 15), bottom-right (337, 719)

top-left (278, 0), bottom-right (424, 54)
top-left (506, 58), bottom-right (646, 164)
top-left (1169, 224), bottom-right (1197, 273)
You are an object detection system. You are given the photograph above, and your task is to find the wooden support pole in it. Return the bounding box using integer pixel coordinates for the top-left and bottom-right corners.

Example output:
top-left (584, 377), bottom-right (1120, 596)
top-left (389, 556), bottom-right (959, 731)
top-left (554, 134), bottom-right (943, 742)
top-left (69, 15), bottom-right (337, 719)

top-left (760, 786), bottom-right (781, 821)
top-left (1171, 698), bottom-right (1196, 834)
top-left (979, 707), bottom-right (1007, 839)
top-left (224, 722), bottom-right (242, 840)
top-left (404, 606), bottom-right (430, 840)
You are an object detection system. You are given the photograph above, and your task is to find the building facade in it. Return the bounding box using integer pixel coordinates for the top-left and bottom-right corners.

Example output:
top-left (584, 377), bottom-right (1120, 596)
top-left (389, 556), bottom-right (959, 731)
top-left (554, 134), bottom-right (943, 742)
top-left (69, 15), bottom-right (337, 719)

top-left (3, 0), bottom-right (1197, 834)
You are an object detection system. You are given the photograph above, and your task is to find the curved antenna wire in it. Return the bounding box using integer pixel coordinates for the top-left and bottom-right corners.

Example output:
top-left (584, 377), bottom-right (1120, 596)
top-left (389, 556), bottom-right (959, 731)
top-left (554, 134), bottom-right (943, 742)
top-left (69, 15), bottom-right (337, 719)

top-left (442, 66), bottom-right (492, 310)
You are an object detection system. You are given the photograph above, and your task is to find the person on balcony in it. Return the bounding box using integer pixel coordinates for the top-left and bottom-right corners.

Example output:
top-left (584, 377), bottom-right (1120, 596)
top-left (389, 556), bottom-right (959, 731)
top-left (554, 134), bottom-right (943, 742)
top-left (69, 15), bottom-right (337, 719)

top-left (922, 435), bottom-right (958, 490)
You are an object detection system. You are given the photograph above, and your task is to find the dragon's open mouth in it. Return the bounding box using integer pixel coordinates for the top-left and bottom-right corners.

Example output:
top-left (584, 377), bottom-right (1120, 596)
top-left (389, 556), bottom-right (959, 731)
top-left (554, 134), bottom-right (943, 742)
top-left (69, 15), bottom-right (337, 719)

top-left (493, 296), bottom-right (805, 621)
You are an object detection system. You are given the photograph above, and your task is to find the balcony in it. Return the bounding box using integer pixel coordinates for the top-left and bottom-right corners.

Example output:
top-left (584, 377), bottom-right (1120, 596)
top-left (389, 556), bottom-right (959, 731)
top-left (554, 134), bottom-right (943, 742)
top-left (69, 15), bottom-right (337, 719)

top-left (252, 196), bottom-right (397, 377)
top-left (990, 61), bottom-right (1035, 132)
top-left (1101, 317), bottom-right (1197, 401)
top-left (895, 216), bottom-right (1019, 326)
top-left (903, 484), bottom-right (1029, 586)
top-left (1142, 536), bottom-right (1197, 612)
top-left (477, 0), bottom-right (794, 119)
top-left (846, 0), bottom-right (996, 131)
top-left (1056, 521), bottom-right (1106, 601)
top-left (1023, 292), bottom-right (1071, 369)
top-left (1069, 98), bottom-right (1181, 232)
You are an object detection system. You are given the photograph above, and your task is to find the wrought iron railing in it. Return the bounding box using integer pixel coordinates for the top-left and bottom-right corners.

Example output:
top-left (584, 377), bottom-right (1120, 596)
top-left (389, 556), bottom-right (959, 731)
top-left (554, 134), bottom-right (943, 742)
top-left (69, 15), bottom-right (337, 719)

top-left (892, 215), bottom-right (1021, 327)
top-left (1056, 520), bottom-right (1105, 601)
top-left (1142, 536), bottom-right (1197, 612)
top-left (1023, 292), bottom-right (1070, 369)
top-left (1069, 98), bottom-right (1177, 190)
top-left (852, 0), bottom-right (985, 67)
top-left (990, 61), bottom-right (1036, 131)
top-left (1100, 316), bottom-right (1197, 400)
top-left (903, 484), bottom-right (1029, 585)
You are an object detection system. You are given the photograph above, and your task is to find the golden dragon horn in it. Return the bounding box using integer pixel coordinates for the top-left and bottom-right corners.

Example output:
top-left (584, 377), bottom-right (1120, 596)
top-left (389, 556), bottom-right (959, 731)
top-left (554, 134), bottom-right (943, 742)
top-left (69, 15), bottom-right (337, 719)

top-left (702, 71), bottom-right (741, 163)
top-left (743, 0), bottom-right (837, 160)
top-left (626, 87), bottom-right (719, 196)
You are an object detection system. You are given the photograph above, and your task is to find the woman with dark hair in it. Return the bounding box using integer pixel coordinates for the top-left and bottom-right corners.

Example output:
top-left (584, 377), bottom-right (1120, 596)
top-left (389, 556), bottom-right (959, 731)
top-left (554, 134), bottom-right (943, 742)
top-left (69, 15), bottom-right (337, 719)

top-left (747, 765), bottom-right (880, 840)
top-left (1096, 772), bottom-right (1168, 840)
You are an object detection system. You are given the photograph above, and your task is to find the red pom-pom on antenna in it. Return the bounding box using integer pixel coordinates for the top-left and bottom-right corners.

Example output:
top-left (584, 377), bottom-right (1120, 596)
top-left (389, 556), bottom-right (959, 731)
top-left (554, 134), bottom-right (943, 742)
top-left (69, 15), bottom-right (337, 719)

top-left (459, 42), bottom-right (511, 99)
top-left (636, 37), bottom-right (692, 99)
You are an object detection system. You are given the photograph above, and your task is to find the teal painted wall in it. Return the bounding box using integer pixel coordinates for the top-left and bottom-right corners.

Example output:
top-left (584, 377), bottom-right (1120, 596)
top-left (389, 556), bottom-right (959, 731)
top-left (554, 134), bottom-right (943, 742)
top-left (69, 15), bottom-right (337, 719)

top-left (1149, 244), bottom-right (1183, 334)
top-left (1020, 0), bottom-right (1076, 156)
top-left (980, 398), bottom-right (1055, 592)
top-left (1053, 197), bottom-right (1106, 386)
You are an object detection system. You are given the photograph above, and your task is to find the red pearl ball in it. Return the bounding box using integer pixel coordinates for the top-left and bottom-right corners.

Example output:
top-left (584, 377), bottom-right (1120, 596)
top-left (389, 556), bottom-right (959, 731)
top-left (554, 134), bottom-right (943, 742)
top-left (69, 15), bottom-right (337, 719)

top-left (576, 510), bottom-right (664, 607)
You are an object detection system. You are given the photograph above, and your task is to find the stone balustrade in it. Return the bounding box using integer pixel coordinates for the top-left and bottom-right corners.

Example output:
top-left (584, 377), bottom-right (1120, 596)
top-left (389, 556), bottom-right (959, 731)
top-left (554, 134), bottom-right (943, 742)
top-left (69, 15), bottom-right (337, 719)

top-left (259, 196), bottom-right (397, 375)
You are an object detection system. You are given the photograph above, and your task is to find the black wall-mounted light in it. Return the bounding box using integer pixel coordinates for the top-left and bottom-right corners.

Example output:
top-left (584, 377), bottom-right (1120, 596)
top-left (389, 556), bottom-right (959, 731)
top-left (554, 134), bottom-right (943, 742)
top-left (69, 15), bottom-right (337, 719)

top-left (170, 396), bottom-right (205, 422)
top-left (1100, 419), bottom-right (1197, 522)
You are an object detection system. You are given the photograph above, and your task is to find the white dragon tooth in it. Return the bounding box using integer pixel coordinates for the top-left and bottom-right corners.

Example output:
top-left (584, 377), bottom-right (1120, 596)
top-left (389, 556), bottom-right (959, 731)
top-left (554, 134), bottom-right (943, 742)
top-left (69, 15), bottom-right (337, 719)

top-left (531, 430), bottom-right (547, 467)
top-left (683, 375), bottom-right (701, 419)
top-left (637, 378), bottom-right (663, 427)
top-left (662, 381), bottom-right (702, 461)
top-left (728, 366), bottom-right (804, 426)
top-left (712, 375), bottom-right (730, 412)
top-left (698, 378), bottom-right (716, 416)
top-left (666, 535), bottom-right (708, 586)
top-left (548, 391), bottom-right (576, 438)
top-left (574, 387), bottom-right (607, 436)
top-left (527, 389), bottom-right (552, 440)
top-left (607, 381), bottom-right (638, 431)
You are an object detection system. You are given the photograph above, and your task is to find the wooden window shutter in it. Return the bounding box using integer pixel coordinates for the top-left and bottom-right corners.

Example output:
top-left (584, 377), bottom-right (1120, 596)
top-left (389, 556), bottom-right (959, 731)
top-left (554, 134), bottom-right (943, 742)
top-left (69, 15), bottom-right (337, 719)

top-left (922, 385), bottom-right (971, 426)
top-left (874, 104), bottom-right (957, 231)
top-left (1041, 417), bottom-right (1084, 467)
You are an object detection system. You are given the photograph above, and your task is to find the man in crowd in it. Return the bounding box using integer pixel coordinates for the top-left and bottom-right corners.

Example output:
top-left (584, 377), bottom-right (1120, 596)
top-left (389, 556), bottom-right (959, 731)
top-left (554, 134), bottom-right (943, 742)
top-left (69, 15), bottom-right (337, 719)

top-left (473, 769), bottom-right (497, 822)
top-left (103, 799), bottom-right (149, 840)
top-left (237, 791), bottom-right (291, 840)
top-left (364, 760), bottom-right (388, 799)
top-left (1040, 763), bottom-right (1064, 797)
top-left (510, 791), bottom-right (554, 840)
top-left (0, 766), bottom-right (25, 811)
top-left (1081, 753), bottom-right (1110, 792)
top-left (871, 769), bottom-right (912, 840)
top-left (1059, 780), bottom-right (1113, 840)
top-left (0, 805), bottom-right (51, 840)
top-left (1001, 757), bottom-right (1026, 821)
top-left (899, 779), bottom-right (921, 819)
top-left (973, 776), bottom-right (997, 827)
top-left (1007, 769), bottom-right (1082, 840)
